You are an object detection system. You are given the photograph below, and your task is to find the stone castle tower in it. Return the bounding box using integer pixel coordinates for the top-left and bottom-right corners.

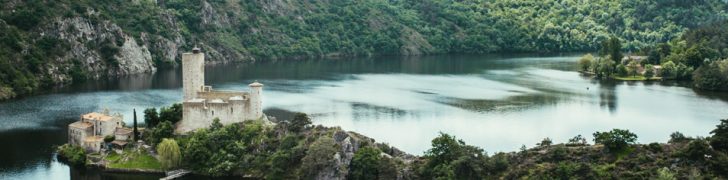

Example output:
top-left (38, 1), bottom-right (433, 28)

top-left (176, 48), bottom-right (266, 134)
top-left (182, 48), bottom-right (205, 101)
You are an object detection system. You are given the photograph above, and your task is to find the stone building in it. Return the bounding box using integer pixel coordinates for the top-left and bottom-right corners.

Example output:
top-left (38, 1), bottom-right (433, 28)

top-left (68, 111), bottom-right (132, 152)
top-left (175, 48), bottom-right (267, 134)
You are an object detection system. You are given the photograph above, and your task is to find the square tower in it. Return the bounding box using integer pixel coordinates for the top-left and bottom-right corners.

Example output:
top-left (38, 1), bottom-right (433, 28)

top-left (182, 48), bottom-right (205, 101)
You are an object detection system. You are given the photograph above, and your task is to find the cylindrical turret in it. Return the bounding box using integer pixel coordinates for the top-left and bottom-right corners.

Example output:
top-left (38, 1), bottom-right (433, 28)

top-left (182, 48), bottom-right (205, 101)
top-left (248, 81), bottom-right (264, 119)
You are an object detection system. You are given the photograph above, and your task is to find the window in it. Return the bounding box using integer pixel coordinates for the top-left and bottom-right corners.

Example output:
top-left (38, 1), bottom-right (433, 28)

top-left (212, 111), bottom-right (214, 115)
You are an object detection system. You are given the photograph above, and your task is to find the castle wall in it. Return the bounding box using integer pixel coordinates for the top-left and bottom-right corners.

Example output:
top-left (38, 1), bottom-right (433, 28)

top-left (197, 91), bottom-right (248, 100)
top-left (182, 52), bottom-right (205, 101)
top-left (176, 100), bottom-right (252, 133)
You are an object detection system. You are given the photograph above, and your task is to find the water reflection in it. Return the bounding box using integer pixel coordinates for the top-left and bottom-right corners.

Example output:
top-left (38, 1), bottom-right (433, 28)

top-left (1, 54), bottom-right (727, 179)
top-left (598, 81), bottom-right (618, 113)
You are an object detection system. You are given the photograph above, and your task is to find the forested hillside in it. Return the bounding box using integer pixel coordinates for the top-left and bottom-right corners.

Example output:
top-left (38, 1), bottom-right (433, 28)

top-left (1, 0), bottom-right (727, 99)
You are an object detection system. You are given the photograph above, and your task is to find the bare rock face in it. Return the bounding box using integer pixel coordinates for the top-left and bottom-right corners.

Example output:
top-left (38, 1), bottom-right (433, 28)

top-left (116, 35), bottom-right (155, 74)
top-left (38, 16), bottom-right (158, 83)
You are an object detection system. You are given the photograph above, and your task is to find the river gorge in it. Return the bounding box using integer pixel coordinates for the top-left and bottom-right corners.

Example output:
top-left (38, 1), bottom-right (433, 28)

top-left (1, 54), bottom-right (727, 179)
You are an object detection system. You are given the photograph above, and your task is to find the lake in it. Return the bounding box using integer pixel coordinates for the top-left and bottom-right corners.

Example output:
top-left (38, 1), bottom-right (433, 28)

top-left (1, 54), bottom-right (727, 179)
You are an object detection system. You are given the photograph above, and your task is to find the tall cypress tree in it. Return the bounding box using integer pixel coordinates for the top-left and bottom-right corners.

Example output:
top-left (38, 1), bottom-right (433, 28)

top-left (133, 109), bottom-right (139, 141)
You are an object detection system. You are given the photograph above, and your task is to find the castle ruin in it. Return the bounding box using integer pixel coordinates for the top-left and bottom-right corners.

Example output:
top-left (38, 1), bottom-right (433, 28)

top-left (175, 48), bottom-right (265, 134)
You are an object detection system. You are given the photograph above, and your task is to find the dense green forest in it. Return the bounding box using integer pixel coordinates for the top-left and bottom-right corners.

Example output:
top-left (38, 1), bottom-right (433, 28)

top-left (1, 0), bottom-right (727, 99)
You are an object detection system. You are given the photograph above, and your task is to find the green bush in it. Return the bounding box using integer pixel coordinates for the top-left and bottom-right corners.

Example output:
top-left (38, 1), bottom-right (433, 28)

top-left (348, 147), bottom-right (382, 180)
top-left (58, 144), bottom-right (86, 165)
top-left (680, 139), bottom-right (712, 161)
top-left (647, 143), bottom-right (663, 153)
top-left (669, 131), bottom-right (691, 143)
top-left (710, 118), bottom-right (728, 152)
top-left (593, 129), bottom-right (638, 153)
top-left (693, 60), bottom-right (728, 91)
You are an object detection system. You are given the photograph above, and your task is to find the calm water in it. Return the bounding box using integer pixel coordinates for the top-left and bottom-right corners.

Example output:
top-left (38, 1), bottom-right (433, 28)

top-left (1, 54), bottom-right (727, 179)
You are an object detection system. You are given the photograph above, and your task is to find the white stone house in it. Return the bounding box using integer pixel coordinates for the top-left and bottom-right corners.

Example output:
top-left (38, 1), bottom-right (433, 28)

top-left (68, 111), bottom-right (132, 152)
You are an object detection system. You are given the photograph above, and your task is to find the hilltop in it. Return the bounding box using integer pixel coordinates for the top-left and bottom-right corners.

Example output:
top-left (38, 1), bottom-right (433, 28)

top-left (1, 0), bottom-right (728, 99)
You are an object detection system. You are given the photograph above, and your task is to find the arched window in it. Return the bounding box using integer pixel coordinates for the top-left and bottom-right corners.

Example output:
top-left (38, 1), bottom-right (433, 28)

top-left (212, 111), bottom-right (215, 116)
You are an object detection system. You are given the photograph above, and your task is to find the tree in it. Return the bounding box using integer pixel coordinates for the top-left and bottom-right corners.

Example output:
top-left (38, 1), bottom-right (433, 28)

top-left (617, 64), bottom-right (628, 77)
top-left (567, 135), bottom-right (588, 146)
top-left (159, 103), bottom-right (183, 124)
top-left (626, 61), bottom-right (639, 77)
top-left (300, 136), bottom-right (338, 179)
top-left (422, 133), bottom-right (487, 179)
top-left (133, 109), bottom-right (139, 141)
top-left (596, 57), bottom-right (616, 79)
top-left (578, 54), bottom-right (594, 72)
top-left (593, 129), bottom-right (637, 153)
top-left (348, 147), bottom-right (382, 180)
top-left (661, 61), bottom-right (677, 78)
top-left (710, 119), bottom-right (728, 152)
top-left (58, 144), bottom-right (86, 166)
top-left (144, 108), bottom-right (159, 127)
top-left (157, 138), bottom-right (182, 170)
top-left (644, 64), bottom-right (655, 78)
top-left (146, 121), bottom-right (174, 146)
top-left (669, 131), bottom-right (690, 143)
top-left (538, 137), bottom-right (553, 147)
top-left (210, 118), bottom-right (223, 130)
top-left (693, 60), bottom-right (728, 91)
top-left (600, 36), bottom-right (623, 64)
top-left (289, 113), bottom-right (312, 132)
top-left (681, 138), bottom-right (712, 161)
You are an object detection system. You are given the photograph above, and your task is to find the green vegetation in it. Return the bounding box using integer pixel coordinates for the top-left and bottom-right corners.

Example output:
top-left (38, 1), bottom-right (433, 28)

top-left (593, 129), bottom-right (637, 153)
top-left (57, 144), bottom-right (86, 166)
top-left (145, 121), bottom-right (173, 146)
top-left (710, 119), bottom-right (728, 152)
top-left (2, 0), bottom-right (728, 99)
top-left (157, 138), bottom-right (181, 170)
top-left (63, 106), bottom-right (728, 179)
top-left (106, 150), bottom-right (162, 170)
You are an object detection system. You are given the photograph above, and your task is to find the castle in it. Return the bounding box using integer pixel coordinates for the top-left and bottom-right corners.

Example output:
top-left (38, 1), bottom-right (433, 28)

top-left (174, 48), bottom-right (266, 134)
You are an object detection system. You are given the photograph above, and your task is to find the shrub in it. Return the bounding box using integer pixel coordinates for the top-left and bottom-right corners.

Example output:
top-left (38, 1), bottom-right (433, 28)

top-left (58, 144), bottom-right (86, 166)
top-left (422, 133), bottom-right (488, 179)
top-left (680, 139), bottom-right (712, 161)
top-left (669, 131), bottom-right (690, 143)
top-left (710, 119), bottom-right (728, 152)
top-left (593, 129), bottom-right (638, 153)
top-left (647, 143), bottom-right (663, 153)
top-left (567, 135), bottom-right (588, 146)
top-left (693, 60), bottom-right (728, 91)
top-left (538, 137), bottom-right (553, 147)
top-left (144, 108), bottom-right (160, 127)
top-left (661, 61), bottom-right (677, 78)
top-left (348, 147), bottom-right (382, 180)
top-left (289, 113), bottom-right (312, 132)
top-left (548, 146), bottom-right (568, 161)
top-left (145, 121), bottom-right (174, 146)
top-left (300, 136), bottom-right (338, 179)
top-left (655, 167), bottom-right (676, 180)
top-left (617, 64), bottom-right (629, 76)
top-left (579, 54), bottom-right (594, 72)
top-left (157, 138), bottom-right (181, 170)
top-left (644, 64), bottom-right (655, 78)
